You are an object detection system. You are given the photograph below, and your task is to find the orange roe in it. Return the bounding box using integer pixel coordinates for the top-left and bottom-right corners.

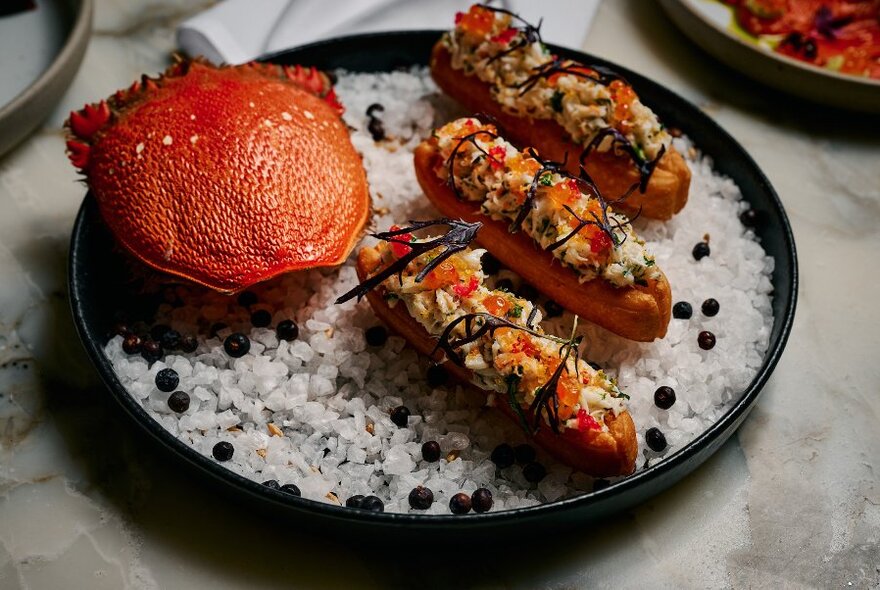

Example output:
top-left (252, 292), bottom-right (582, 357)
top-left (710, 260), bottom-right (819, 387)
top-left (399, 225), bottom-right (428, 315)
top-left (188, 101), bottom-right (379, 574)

top-left (483, 293), bottom-right (512, 316)
top-left (456, 5), bottom-right (495, 37)
top-left (609, 80), bottom-right (636, 134)
top-left (423, 259), bottom-right (460, 289)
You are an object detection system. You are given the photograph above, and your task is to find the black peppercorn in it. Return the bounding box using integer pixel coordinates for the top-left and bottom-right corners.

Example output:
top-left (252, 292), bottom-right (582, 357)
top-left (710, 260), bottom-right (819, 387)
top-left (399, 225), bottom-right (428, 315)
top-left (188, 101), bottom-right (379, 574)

top-left (365, 325), bottom-right (388, 346)
top-left (654, 386), bottom-right (676, 410)
top-left (150, 323), bottom-right (172, 342)
top-left (140, 340), bottom-right (163, 363)
top-left (276, 319), bottom-right (299, 341)
top-left (408, 486), bottom-right (434, 509)
top-left (159, 329), bottom-right (181, 350)
top-left (346, 495), bottom-right (364, 508)
top-left (523, 462), bottom-right (547, 483)
top-left (514, 444), bottom-right (536, 465)
top-left (426, 364), bottom-right (448, 387)
top-left (646, 427), bottom-right (667, 452)
top-left (390, 405), bottom-right (411, 428)
top-left (237, 290), bottom-right (258, 307)
top-left (224, 333), bottom-right (251, 358)
top-left (471, 488), bottom-right (493, 513)
top-left (251, 309), bottom-right (272, 328)
top-left (692, 241), bottom-right (711, 260)
top-left (167, 390), bottom-right (190, 413)
top-left (701, 298), bottom-right (720, 317)
top-left (449, 492), bottom-right (472, 514)
top-left (179, 335), bottom-right (198, 353)
top-left (280, 484), bottom-right (301, 496)
top-left (212, 441), bottom-right (234, 461)
top-left (122, 333), bottom-right (142, 355)
top-left (490, 443), bottom-right (515, 468)
top-left (262, 479), bottom-right (280, 490)
top-left (698, 331), bottom-right (716, 350)
top-left (672, 301), bottom-right (693, 320)
top-left (155, 368), bottom-right (179, 392)
top-left (360, 495), bottom-right (384, 512)
top-left (421, 441), bottom-right (441, 462)
top-left (740, 208), bottom-right (759, 228)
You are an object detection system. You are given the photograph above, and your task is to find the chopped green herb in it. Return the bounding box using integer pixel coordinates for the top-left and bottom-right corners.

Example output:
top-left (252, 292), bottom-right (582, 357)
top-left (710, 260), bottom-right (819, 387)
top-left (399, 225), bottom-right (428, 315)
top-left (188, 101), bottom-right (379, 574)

top-left (633, 143), bottom-right (647, 162)
top-left (508, 304), bottom-right (523, 319)
top-left (539, 172), bottom-right (553, 186)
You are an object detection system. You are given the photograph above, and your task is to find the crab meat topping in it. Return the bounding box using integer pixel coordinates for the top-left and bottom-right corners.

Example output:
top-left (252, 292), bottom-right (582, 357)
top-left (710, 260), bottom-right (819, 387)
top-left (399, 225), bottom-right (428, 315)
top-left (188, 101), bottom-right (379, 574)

top-left (371, 234), bottom-right (627, 432)
top-left (444, 4), bottom-right (670, 160)
top-left (434, 118), bottom-right (661, 288)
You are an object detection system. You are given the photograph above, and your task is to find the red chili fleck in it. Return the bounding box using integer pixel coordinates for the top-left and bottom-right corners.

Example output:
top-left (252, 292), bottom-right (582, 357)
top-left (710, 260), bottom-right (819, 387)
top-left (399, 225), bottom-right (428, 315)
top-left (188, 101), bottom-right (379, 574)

top-left (590, 231), bottom-right (612, 253)
top-left (452, 276), bottom-right (479, 298)
top-left (389, 225), bottom-right (413, 258)
top-left (491, 27), bottom-right (518, 44)
top-left (577, 409), bottom-right (601, 431)
top-left (488, 145), bottom-right (506, 170)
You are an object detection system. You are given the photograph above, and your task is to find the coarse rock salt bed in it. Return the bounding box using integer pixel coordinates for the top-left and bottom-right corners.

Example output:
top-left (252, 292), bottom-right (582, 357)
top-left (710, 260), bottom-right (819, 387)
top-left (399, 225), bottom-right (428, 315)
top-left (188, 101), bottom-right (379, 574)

top-left (104, 68), bottom-right (774, 515)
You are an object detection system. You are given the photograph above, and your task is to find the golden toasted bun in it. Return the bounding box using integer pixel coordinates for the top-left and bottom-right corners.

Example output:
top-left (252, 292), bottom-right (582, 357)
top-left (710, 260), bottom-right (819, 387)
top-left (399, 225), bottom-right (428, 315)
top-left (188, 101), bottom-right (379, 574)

top-left (413, 142), bottom-right (672, 342)
top-left (356, 247), bottom-right (637, 477)
top-left (430, 42), bottom-right (690, 221)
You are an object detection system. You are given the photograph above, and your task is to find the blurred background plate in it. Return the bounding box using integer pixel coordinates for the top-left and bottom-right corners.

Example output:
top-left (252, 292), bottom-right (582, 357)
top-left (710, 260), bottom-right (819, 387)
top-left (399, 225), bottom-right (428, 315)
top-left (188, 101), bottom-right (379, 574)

top-left (659, 0), bottom-right (880, 112)
top-left (0, 0), bottom-right (92, 158)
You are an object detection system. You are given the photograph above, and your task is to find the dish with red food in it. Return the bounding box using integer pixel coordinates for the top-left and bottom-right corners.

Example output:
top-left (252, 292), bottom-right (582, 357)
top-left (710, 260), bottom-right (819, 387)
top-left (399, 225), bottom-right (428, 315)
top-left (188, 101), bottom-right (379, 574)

top-left (660, 0), bottom-right (880, 111)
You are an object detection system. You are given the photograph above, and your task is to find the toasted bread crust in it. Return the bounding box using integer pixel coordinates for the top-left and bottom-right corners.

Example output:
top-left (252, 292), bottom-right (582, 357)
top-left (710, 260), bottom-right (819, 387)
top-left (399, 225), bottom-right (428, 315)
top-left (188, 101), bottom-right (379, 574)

top-left (356, 247), bottom-right (637, 477)
top-left (430, 43), bottom-right (690, 221)
top-left (413, 142), bottom-right (671, 342)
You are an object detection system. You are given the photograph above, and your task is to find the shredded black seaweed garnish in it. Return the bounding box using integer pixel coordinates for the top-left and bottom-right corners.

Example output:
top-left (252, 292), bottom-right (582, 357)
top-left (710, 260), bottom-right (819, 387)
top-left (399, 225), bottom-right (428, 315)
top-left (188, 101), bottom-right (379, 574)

top-left (334, 219), bottom-right (482, 304)
top-left (445, 131), bottom-right (640, 250)
top-left (446, 129), bottom-right (501, 201)
top-left (512, 58), bottom-right (626, 96)
top-left (479, 4), bottom-right (543, 65)
top-left (528, 318), bottom-right (582, 434)
top-left (432, 311), bottom-right (587, 434)
top-left (458, 4), bottom-right (666, 187)
top-left (580, 128), bottom-right (667, 192)
top-left (431, 312), bottom-right (549, 366)
top-left (509, 147), bottom-right (567, 233)
top-left (546, 173), bottom-right (641, 253)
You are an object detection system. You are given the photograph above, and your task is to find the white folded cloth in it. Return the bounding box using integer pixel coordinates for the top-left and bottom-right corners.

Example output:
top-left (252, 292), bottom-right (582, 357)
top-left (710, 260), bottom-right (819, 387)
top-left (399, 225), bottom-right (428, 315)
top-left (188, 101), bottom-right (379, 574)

top-left (177, 0), bottom-right (600, 65)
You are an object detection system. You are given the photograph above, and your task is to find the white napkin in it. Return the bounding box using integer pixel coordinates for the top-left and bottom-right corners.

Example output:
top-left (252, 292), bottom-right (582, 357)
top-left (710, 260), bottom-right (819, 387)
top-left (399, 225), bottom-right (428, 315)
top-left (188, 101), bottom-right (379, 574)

top-left (177, 0), bottom-right (600, 65)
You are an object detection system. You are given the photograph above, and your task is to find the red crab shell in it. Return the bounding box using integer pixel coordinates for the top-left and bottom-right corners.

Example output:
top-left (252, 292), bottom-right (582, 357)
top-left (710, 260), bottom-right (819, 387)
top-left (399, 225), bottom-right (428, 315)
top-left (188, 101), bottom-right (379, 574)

top-left (65, 58), bottom-right (370, 293)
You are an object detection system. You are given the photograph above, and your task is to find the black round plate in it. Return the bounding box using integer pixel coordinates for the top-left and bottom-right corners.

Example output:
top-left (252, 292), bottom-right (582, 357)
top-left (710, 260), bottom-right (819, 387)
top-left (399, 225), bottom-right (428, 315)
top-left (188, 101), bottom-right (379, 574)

top-left (68, 31), bottom-right (797, 537)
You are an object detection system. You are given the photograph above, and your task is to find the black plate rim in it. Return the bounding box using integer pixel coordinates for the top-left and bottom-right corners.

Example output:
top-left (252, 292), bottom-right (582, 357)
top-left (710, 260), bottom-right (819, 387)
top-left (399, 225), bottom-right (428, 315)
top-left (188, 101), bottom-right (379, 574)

top-left (68, 30), bottom-right (797, 528)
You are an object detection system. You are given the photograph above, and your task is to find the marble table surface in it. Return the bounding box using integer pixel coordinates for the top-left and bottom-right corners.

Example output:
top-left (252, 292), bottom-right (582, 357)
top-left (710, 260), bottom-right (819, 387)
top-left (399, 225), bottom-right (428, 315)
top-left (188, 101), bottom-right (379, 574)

top-left (1, 0), bottom-right (878, 588)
